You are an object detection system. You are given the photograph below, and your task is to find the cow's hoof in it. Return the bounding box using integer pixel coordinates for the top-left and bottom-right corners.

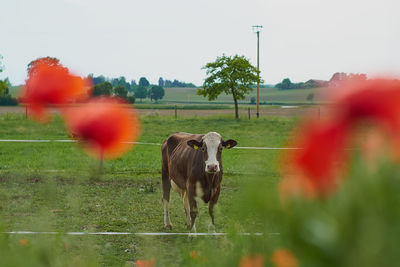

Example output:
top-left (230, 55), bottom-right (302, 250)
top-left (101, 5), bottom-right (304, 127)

top-left (164, 224), bottom-right (173, 230)
top-left (187, 224), bottom-right (197, 238)
top-left (208, 223), bottom-right (216, 233)
top-left (188, 232), bottom-right (197, 238)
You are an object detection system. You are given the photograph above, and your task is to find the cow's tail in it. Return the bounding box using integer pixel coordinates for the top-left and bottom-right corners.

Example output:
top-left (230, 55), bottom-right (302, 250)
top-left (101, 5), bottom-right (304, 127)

top-left (161, 140), bottom-right (171, 202)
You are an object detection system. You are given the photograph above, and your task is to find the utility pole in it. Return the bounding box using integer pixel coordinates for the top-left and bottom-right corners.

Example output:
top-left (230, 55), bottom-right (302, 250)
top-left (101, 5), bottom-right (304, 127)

top-left (252, 25), bottom-right (263, 118)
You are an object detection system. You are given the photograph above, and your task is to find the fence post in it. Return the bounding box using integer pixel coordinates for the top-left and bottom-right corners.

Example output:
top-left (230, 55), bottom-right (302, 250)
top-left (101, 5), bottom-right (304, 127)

top-left (174, 105), bottom-right (177, 119)
top-left (248, 108), bottom-right (251, 120)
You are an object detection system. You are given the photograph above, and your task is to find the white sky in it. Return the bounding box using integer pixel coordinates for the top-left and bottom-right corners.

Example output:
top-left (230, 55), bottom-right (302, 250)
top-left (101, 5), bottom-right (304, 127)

top-left (1, 0), bottom-right (399, 86)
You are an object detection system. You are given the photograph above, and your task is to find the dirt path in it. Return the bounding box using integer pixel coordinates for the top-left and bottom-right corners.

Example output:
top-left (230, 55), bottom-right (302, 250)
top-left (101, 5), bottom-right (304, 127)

top-left (0, 106), bottom-right (324, 118)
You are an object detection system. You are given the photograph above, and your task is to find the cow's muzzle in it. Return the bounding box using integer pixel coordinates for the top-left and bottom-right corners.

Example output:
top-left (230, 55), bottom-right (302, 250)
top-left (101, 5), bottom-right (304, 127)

top-left (206, 164), bottom-right (219, 173)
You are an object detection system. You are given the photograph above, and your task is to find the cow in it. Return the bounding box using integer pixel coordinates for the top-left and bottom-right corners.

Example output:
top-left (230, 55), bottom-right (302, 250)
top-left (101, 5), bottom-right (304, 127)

top-left (161, 132), bottom-right (237, 232)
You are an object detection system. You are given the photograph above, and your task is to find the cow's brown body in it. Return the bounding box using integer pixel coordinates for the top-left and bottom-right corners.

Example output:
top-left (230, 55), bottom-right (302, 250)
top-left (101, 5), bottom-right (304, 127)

top-left (161, 132), bottom-right (236, 232)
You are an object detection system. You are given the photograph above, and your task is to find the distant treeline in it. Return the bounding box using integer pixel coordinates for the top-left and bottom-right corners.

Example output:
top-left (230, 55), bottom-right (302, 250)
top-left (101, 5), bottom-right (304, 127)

top-left (0, 55), bottom-right (18, 105)
top-left (275, 78), bottom-right (328, 90)
top-left (90, 74), bottom-right (196, 91)
top-left (158, 77), bottom-right (196, 88)
top-left (250, 84), bottom-right (275, 88)
top-left (0, 78), bottom-right (18, 105)
top-left (90, 75), bottom-right (167, 103)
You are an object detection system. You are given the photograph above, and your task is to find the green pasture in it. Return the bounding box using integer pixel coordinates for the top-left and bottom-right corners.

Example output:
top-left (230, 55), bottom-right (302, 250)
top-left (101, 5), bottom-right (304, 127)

top-left (158, 87), bottom-right (323, 105)
top-left (0, 113), bottom-right (296, 266)
top-left (9, 85), bottom-right (324, 105)
top-left (132, 103), bottom-right (235, 110)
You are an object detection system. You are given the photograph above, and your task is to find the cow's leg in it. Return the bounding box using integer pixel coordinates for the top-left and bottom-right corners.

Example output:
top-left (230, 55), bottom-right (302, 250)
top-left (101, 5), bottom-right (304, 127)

top-left (162, 163), bottom-right (172, 230)
top-left (188, 188), bottom-right (198, 233)
top-left (208, 201), bottom-right (216, 233)
top-left (208, 186), bottom-right (220, 233)
top-left (183, 191), bottom-right (191, 228)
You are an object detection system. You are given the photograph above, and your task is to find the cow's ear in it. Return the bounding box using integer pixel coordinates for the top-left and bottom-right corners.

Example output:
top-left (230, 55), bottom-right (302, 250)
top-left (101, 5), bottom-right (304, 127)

top-left (222, 139), bottom-right (237, 149)
top-left (187, 140), bottom-right (203, 150)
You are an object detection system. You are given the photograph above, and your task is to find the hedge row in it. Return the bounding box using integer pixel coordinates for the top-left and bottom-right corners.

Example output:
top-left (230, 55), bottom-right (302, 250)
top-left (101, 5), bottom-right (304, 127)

top-left (0, 95), bottom-right (18, 106)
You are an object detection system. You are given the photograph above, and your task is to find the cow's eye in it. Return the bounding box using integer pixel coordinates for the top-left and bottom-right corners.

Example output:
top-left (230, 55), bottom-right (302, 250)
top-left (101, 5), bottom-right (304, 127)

top-left (218, 146), bottom-right (223, 152)
top-left (201, 146), bottom-right (206, 152)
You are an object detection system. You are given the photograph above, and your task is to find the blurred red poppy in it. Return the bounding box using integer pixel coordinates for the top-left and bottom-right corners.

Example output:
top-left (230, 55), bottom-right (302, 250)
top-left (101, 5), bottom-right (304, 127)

top-left (335, 79), bottom-right (400, 159)
top-left (21, 60), bottom-right (91, 121)
top-left (333, 79), bottom-right (400, 132)
top-left (281, 119), bottom-right (350, 198)
top-left (136, 258), bottom-right (155, 267)
top-left (238, 254), bottom-right (264, 267)
top-left (63, 97), bottom-right (140, 159)
top-left (270, 249), bottom-right (298, 267)
top-left (189, 250), bottom-right (198, 260)
top-left (19, 239), bottom-right (28, 246)
top-left (280, 79), bottom-right (400, 198)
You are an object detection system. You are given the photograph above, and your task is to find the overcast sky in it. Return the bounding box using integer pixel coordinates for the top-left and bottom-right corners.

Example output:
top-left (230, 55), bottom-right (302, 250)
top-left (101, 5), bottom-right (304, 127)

top-left (1, 0), bottom-right (399, 86)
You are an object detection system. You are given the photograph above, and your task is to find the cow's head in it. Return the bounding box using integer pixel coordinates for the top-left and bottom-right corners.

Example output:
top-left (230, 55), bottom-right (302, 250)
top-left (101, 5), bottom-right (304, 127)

top-left (187, 132), bottom-right (237, 174)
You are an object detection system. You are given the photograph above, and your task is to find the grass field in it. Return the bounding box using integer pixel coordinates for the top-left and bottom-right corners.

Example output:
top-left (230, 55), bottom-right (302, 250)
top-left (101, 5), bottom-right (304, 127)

top-left (0, 113), bottom-right (297, 266)
top-left (9, 85), bottom-right (324, 106)
top-left (151, 87), bottom-right (323, 105)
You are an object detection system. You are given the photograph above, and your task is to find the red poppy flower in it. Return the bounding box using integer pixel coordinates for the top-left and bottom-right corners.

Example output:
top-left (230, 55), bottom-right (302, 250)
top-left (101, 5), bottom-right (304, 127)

top-left (63, 97), bottom-right (140, 159)
top-left (21, 60), bottom-right (91, 121)
top-left (280, 79), bottom-right (400, 198)
top-left (333, 79), bottom-right (400, 132)
top-left (281, 119), bottom-right (350, 198)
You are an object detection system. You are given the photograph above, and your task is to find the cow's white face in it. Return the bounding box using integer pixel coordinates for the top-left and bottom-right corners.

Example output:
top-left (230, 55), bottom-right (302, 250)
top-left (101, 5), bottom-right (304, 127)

top-left (202, 132), bottom-right (222, 173)
top-left (187, 132), bottom-right (238, 174)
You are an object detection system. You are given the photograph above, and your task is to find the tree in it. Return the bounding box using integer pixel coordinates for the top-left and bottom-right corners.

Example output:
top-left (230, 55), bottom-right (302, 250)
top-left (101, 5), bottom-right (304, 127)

top-left (27, 57), bottom-right (62, 75)
top-left (185, 82), bottom-right (196, 88)
top-left (93, 82), bottom-right (113, 96)
top-left (124, 82), bottom-right (132, 92)
top-left (0, 55), bottom-right (7, 95)
top-left (164, 80), bottom-right (172, 87)
top-left (199, 54), bottom-right (260, 119)
top-left (0, 78), bottom-right (17, 106)
top-left (275, 78), bottom-right (293, 90)
top-left (172, 79), bottom-right (181, 87)
top-left (148, 85), bottom-right (165, 102)
top-left (0, 79), bottom-right (8, 96)
top-left (111, 78), bottom-right (119, 88)
top-left (114, 85), bottom-right (128, 98)
top-left (138, 77), bottom-right (150, 87)
top-left (116, 76), bottom-right (131, 92)
top-left (135, 86), bottom-right (148, 102)
top-left (158, 77), bottom-right (164, 87)
top-left (250, 96), bottom-right (256, 105)
top-left (89, 74), bottom-right (106, 85)
top-left (126, 95), bottom-right (136, 104)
